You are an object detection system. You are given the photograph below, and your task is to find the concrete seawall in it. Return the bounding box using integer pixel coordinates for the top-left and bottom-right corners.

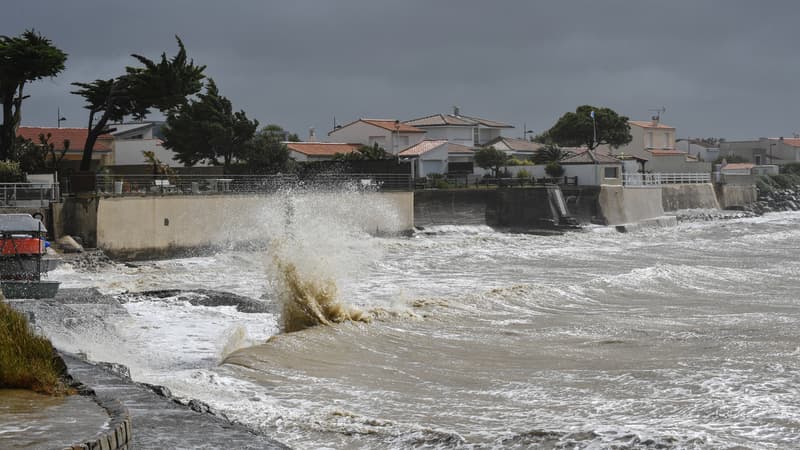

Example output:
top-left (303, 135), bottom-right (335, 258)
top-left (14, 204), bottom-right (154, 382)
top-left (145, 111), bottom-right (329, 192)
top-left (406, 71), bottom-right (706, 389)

top-left (715, 184), bottom-right (758, 209)
top-left (661, 183), bottom-right (720, 211)
top-left (57, 192), bottom-right (413, 258)
top-left (597, 185), bottom-right (664, 225)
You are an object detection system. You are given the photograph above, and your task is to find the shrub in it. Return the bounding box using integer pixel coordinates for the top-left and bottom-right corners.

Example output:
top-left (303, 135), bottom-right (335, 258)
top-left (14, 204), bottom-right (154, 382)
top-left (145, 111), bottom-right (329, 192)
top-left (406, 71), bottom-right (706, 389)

top-left (770, 173), bottom-right (800, 189)
top-left (0, 298), bottom-right (71, 394)
top-left (781, 162), bottom-right (800, 176)
top-left (516, 169), bottom-right (531, 179)
top-left (507, 157), bottom-right (533, 166)
top-left (545, 161), bottom-right (565, 177)
top-left (0, 160), bottom-right (24, 182)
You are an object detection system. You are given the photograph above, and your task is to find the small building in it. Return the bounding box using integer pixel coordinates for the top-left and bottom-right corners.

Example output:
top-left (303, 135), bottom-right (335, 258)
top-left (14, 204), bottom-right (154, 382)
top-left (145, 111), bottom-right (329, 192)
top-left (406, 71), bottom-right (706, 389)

top-left (559, 149), bottom-right (623, 186)
top-left (719, 137), bottom-right (800, 166)
top-left (327, 119), bottom-right (426, 155)
top-left (611, 118), bottom-right (710, 173)
top-left (398, 140), bottom-right (474, 177)
top-left (285, 142), bottom-right (361, 162)
top-left (404, 107), bottom-right (514, 147)
top-left (675, 138), bottom-right (719, 162)
top-left (482, 136), bottom-right (542, 160)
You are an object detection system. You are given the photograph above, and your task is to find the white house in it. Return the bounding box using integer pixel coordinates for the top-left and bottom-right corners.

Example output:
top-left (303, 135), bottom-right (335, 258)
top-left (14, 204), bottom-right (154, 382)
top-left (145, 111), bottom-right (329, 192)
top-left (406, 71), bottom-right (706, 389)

top-left (398, 140), bottom-right (474, 177)
top-left (483, 136), bottom-right (542, 160)
top-left (285, 142), bottom-right (360, 162)
top-left (559, 150), bottom-right (623, 186)
top-left (404, 107), bottom-right (514, 147)
top-left (675, 138), bottom-right (720, 162)
top-left (719, 137), bottom-right (800, 166)
top-left (612, 118), bottom-right (710, 173)
top-left (327, 119), bottom-right (426, 155)
top-left (106, 121), bottom-right (185, 167)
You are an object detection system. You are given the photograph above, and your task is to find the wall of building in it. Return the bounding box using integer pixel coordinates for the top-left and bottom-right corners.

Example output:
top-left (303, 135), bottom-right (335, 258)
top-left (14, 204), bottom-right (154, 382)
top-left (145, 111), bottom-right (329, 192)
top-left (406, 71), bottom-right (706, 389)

top-left (661, 183), bottom-right (720, 211)
top-left (328, 122), bottom-right (424, 154)
top-left (62, 192), bottom-right (413, 258)
top-left (598, 185), bottom-right (664, 225)
top-left (417, 126), bottom-right (473, 147)
top-left (113, 139), bottom-right (179, 166)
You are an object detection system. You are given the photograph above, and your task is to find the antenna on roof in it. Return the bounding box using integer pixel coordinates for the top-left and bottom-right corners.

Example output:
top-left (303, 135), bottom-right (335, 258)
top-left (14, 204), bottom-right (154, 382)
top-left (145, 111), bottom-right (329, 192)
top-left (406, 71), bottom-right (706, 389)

top-left (648, 106), bottom-right (666, 122)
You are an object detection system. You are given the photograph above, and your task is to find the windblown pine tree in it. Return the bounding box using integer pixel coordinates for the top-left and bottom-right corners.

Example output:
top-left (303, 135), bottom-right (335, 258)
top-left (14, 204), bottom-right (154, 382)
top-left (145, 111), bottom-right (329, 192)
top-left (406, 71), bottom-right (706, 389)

top-left (72, 37), bottom-right (204, 171)
top-left (547, 105), bottom-right (632, 150)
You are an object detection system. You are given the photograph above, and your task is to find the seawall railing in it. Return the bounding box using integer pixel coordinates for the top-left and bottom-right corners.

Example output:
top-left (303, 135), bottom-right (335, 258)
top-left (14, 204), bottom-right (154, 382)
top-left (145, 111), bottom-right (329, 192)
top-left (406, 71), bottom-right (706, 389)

top-left (623, 172), bottom-right (711, 186)
top-left (84, 173), bottom-right (413, 195)
top-left (0, 183), bottom-right (59, 207)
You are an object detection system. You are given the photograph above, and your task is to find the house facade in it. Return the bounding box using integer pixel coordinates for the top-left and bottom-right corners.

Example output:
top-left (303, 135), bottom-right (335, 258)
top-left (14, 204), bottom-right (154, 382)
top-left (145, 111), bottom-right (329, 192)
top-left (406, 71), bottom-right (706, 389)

top-left (611, 118), bottom-right (710, 173)
top-left (675, 139), bottom-right (720, 163)
top-left (398, 140), bottom-right (474, 177)
top-left (559, 150), bottom-right (623, 186)
top-left (719, 137), bottom-right (800, 166)
top-left (107, 121), bottom-right (180, 167)
top-left (404, 107), bottom-right (514, 147)
top-left (327, 119), bottom-right (425, 155)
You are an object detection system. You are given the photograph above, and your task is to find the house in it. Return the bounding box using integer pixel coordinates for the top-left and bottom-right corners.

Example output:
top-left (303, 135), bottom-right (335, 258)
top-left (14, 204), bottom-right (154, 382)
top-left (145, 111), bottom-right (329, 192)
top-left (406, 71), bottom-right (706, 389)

top-left (404, 107), bottom-right (514, 147)
top-left (17, 127), bottom-right (113, 169)
top-left (327, 119), bottom-right (426, 155)
top-left (285, 142), bottom-right (361, 162)
top-left (398, 140), bottom-right (474, 177)
top-left (675, 138), bottom-right (719, 163)
top-left (106, 121), bottom-right (182, 167)
top-left (611, 118), bottom-right (710, 173)
top-left (719, 137), bottom-right (800, 167)
top-left (559, 149), bottom-right (623, 186)
top-left (483, 136), bottom-right (542, 160)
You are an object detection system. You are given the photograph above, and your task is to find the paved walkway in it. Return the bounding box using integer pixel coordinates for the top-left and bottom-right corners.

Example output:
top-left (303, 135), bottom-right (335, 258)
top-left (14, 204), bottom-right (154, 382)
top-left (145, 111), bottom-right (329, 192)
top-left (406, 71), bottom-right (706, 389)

top-left (61, 354), bottom-right (288, 450)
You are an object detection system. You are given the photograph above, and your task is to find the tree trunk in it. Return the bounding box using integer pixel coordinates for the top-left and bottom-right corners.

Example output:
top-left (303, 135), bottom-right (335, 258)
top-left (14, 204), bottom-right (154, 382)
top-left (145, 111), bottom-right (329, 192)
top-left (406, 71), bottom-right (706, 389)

top-left (0, 88), bottom-right (16, 161)
top-left (80, 111), bottom-right (108, 172)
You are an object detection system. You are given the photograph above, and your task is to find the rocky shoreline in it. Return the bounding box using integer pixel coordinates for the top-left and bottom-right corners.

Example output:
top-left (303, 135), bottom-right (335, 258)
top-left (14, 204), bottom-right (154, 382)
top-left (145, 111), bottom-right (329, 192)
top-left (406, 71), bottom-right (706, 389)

top-left (746, 184), bottom-right (800, 215)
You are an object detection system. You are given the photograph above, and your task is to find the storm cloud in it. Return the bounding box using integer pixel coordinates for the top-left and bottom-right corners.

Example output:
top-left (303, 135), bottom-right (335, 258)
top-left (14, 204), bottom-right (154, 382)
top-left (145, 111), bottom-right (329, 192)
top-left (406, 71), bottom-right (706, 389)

top-left (4, 0), bottom-right (800, 140)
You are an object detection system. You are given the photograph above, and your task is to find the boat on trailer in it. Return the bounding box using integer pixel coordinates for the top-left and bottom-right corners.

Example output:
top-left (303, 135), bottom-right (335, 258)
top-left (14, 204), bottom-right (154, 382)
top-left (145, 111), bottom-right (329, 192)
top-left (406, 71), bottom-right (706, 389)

top-left (0, 214), bottom-right (60, 299)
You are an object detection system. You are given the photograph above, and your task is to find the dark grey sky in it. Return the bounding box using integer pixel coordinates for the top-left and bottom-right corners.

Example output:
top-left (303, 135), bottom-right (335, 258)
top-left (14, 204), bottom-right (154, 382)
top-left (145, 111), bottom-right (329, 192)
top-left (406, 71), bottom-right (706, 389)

top-left (5, 0), bottom-right (800, 140)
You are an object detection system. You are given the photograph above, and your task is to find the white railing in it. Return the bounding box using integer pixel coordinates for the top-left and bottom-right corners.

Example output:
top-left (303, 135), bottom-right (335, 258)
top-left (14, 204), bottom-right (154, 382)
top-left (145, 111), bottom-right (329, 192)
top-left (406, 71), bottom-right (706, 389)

top-left (623, 172), bottom-right (711, 186)
top-left (0, 183), bottom-right (59, 207)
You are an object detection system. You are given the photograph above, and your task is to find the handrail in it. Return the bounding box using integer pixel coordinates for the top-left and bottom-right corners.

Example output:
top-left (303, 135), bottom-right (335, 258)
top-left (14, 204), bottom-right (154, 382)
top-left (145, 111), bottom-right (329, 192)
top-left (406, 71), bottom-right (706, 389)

top-left (0, 183), bottom-right (59, 207)
top-left (623, 172), bottom-right (711, 186)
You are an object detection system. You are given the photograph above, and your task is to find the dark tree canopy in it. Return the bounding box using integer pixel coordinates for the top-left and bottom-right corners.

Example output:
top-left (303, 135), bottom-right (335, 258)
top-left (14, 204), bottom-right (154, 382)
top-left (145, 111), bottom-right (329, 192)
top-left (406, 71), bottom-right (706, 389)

top-left (547, 105), bottom-right (632, 150)
top-left (333, 143), bottom-right (393, 161)
top-left (162, 79), bottom-right (258, 170)
top-left (72, 36), bottom-right (205, 171)
top-left (0, 29), bottom-right (67, 160)
top-left (532, 143), bottom-right (572, 165)
top-left (474, 146), bottom-right (509, 177)
top-left (239, 125), bottom-right (294, 174)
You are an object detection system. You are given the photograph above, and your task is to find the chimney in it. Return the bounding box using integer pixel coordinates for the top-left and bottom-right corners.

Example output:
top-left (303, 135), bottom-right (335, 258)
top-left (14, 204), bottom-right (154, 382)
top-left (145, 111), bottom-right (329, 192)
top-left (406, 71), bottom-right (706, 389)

top-left (651, 115), bottom-right (659, 126)
top-left (309, 127), bottom-right (316, 141)
top-left (453, 106), bottom-right (460, 116)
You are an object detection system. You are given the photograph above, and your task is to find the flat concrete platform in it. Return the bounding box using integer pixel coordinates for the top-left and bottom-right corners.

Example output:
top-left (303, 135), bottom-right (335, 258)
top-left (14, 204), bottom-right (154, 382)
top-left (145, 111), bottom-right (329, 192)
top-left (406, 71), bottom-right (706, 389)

top-left (61, 354), bottom-right (288, 450)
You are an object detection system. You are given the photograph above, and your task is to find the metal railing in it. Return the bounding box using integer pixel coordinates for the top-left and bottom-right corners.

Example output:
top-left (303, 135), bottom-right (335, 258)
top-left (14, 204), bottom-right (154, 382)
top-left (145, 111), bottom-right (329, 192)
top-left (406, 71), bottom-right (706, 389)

top-left (89, 173), bottom-right (413, 195)
top-left (623, 172), bottom-right (711, 186)
top-left (0, 183), bottom-right (59, 207)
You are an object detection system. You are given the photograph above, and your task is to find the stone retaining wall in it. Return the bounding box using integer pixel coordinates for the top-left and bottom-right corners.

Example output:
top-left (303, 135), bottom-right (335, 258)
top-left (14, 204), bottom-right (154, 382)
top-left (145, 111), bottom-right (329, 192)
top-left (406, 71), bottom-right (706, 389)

top-left (65, 396), bottom-right (131, 450)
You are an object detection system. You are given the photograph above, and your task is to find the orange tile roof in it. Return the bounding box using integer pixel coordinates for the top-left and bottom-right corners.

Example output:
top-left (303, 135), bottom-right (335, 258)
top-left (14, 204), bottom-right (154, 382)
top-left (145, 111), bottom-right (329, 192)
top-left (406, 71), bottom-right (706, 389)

top-left (360, 119), bottom-right (426, 133)
top-left (285, 142), bottom-right (360, 156)
top-left (722, 163), bottom-right (754, 170)
top-left (447, 143), bottom-right (474, 154)
top-left (775, 138), bottom-right (800, 148)
top-left (648, 149), bottom-right (685, 156)
top-left (398, 139), bottom-right (448, 156)
top-left (629, 120), bottom-right (675, 130)
top-left (17, 127), bottom-right (113, 152)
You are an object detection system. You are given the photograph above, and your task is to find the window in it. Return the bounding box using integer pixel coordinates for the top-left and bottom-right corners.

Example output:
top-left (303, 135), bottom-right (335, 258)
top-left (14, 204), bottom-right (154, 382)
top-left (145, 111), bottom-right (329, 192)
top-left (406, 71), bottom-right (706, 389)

top-left (604, 167), bottom-right (619, 178)
top-left (646, 132), bottom-right (653, 148)
top-left (663, 132), bottom-right (670, 148)
top-left (754, 155), bottom-right (762, 165)
top-left (473, 127), bottom-right (480, 145)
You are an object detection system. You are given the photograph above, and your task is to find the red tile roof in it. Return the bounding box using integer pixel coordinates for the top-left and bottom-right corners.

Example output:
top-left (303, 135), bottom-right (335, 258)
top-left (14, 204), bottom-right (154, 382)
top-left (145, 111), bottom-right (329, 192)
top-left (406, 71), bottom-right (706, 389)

top-left (722, 163), bottom-right (754, 170)
top-left (775, 138), bottom-right (800, 148)
top-left (17, 127), bottom-right (113, 152)
top-left (447, 143), bottom-right (474, 154)
top-left (561, 149), bottom-right (621, 165)
top-left (360, 119), bottom-right (425, 133)
top-left (648, 149), bottom-right (686, 156)
top-left (285, 142), bottom-right (360, 156)
top-left (629, 120), bottom-right (675, 130)
top-left (398, 139), bottom-right (448, 156)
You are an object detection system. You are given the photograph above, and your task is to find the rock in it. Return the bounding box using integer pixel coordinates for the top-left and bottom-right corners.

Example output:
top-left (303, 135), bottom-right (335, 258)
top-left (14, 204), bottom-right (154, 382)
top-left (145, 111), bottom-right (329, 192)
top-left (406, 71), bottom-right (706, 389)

top-left (57, 235), bottom-right (84, 253)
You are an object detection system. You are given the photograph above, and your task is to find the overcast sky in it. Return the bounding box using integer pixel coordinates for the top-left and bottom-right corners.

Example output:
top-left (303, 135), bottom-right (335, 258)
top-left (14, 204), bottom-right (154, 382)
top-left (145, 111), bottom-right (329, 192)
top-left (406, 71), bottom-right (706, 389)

top-left (4, 0), bottom-right (800, 141)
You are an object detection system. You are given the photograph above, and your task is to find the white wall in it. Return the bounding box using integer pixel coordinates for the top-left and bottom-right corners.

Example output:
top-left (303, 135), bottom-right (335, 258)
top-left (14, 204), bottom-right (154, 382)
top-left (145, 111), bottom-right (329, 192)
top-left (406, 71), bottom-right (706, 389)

top-left (113, 139), bottom-right (181, 166)
top-left (416, 146), bottom-right (448, 177)
top-left (328, 121), bottom-right (424, 154)
top-left (415, 126), bottom-right (474, 147)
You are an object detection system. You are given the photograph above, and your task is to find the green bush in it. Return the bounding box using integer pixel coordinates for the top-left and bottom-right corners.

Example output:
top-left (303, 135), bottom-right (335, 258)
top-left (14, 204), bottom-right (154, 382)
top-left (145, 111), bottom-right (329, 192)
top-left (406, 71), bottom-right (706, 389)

top-left (507, 158), bottom-right (533, 166)
top-left (0, 160), bottom-right (24, 183)
top-left (516, 168), bottom-right (531, 179)
top-left (545, 161), bottom-right (565, 177)
top-left (0, 299), bottom-right (70, 395)
top-left (781, 162), bottom-right (800, 176)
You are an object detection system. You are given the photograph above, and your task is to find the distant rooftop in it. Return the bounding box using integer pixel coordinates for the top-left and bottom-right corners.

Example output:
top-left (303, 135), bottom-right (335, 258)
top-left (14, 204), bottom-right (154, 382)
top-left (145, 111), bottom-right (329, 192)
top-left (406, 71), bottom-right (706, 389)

top-left (405, 109), bottom-right (513, 129)
top-left (285, 142), bottom-right (360, 156)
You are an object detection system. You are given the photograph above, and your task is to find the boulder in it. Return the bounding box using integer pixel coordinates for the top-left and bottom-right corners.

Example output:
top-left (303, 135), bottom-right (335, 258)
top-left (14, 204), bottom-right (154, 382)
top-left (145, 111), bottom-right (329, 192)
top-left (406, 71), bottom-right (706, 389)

top-left (56, 235), bottom-right (84, 253)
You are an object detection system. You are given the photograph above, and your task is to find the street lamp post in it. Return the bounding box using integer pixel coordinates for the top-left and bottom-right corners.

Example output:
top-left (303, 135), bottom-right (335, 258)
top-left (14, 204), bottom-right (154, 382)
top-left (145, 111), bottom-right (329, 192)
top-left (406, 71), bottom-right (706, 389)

top-left (769, 142), bottom-right (776, 165)
top-left (590, 110), bottom-right (597, 148)
top-left (57, 107), bottom-right (66, 128)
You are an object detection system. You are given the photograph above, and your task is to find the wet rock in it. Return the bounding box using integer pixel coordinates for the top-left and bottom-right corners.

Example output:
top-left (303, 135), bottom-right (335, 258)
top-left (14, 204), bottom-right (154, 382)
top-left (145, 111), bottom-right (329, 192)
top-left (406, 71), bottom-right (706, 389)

top-left (56, 235), bottom-right (84, 253)
top-left (122, 289), bottom-right (273, 314)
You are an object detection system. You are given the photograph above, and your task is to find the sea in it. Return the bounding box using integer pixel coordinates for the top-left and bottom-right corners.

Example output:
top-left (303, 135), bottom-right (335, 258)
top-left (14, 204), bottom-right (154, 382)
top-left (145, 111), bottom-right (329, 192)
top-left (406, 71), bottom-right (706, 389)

top-left (46, 191), bottom-right (800, 449)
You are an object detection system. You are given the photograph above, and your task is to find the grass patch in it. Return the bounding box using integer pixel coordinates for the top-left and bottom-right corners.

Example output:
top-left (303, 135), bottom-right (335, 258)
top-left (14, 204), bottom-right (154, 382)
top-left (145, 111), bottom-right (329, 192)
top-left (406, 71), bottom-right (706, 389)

top-left (0, 298), bottom-right (72, 395)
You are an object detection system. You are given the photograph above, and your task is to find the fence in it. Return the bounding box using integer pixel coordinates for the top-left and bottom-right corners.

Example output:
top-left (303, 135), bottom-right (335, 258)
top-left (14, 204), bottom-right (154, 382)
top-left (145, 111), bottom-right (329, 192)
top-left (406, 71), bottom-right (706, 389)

top-left (0, 183), bottom-right (60, 207)
top-left (88, 173), bottom-right (413, 195)
top-left (623, 172), bottom-right (711, 186)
